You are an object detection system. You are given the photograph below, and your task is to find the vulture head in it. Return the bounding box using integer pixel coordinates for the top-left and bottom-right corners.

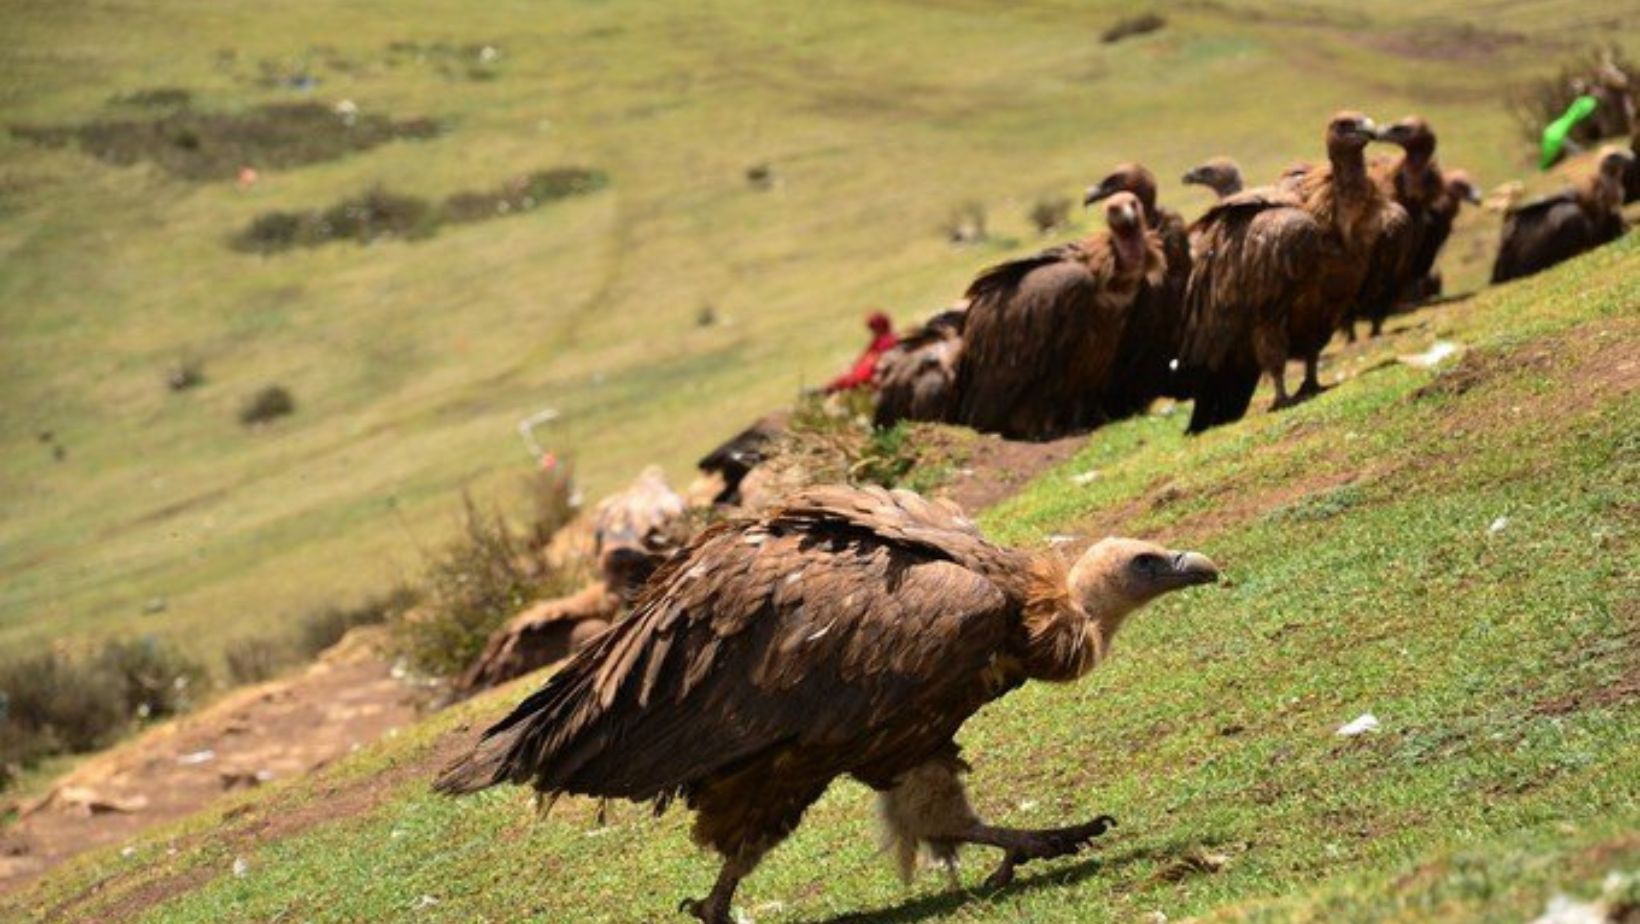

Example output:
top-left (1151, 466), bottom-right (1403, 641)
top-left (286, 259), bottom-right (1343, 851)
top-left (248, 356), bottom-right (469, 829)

top-left (1444, 169), bottom-right (1482, 206)
top-left (1069, 538), bottom-right (1219, 622)
top-left (1102, 190), bottom-right (1161, 282)
top-left (1084, 162), bottom-right (1160, 220)
top-left (1325, 110), bottom-right (1380, 155)
top-left (1181, 157), bottom-right (1245, 199)
top-left (1380, 116), bottom-right (1436, 162)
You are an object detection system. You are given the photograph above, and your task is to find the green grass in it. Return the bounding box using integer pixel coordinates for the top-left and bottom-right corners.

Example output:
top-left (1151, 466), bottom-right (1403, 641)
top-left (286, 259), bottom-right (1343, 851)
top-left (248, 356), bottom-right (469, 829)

top-left (4, 0), bottom-right (1635, 667)
top-left (9, 235), bottom-right (1637, 923)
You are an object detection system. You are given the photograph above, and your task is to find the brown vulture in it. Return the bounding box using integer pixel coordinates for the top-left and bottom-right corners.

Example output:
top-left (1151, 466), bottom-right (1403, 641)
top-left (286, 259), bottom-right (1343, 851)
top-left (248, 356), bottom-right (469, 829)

top-left (872, 303), bottom-right (967, 429)
top-left (947, 190), bottom-right (1165, 439)
top-left (436, 484), bottom-right (1219, 923)
top-left (1182, 157), bottom-right (1245, 200)
top-left (1409, 169), bottom-right (1482, 301)
top-left (1491, 145), bottom-right (1634, 284)
top-left (1626, 126), bottom-right (1639, 203)
top-left (1083, 163), bottom-right (1195, 419)
top-left (1179, 112), bottom-right (1402, 432)
top-left (458, 467), bottom-right (689, 693)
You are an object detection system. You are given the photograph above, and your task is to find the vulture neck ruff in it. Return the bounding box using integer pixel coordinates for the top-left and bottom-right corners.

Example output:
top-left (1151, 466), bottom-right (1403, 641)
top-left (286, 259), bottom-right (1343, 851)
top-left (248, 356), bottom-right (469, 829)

top-left (1017, 556), bottom-right (1135, 683)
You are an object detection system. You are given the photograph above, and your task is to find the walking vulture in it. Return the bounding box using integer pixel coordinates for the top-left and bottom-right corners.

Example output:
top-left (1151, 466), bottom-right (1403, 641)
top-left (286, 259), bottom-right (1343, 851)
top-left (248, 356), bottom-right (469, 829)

top-left (1491, 145), bottom-right (1634, 283)
top-left (948, 190), bottom-right (1165, 439)
top-left (436, 484), bottom-right (1219, 923)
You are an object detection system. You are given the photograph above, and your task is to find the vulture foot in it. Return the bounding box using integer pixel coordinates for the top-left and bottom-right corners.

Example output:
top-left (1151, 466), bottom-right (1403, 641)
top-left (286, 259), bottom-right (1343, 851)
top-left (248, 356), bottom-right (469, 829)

top-left (678, 896), bottom-right (731, 924)
top-left (1294, 380), bottom-right (1331, 400)
top-left (975, 814), bottom-right (1117, 890)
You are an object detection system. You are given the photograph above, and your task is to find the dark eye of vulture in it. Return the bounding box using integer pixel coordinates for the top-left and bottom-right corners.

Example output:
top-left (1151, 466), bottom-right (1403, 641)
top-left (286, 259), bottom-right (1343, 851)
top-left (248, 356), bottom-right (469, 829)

top-left (435, 485), bottom-right (1219, 922)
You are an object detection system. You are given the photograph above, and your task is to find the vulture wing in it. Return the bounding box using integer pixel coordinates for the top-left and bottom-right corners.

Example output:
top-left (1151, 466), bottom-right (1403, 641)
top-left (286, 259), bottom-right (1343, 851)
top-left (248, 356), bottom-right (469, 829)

top-left (1491, 193), bottom-right (1593, 283)
top-left (951, 246), bottom-right (1102, 436)
top-left (1179, 188), bottom-right (1323, 372)
top-left (436, 486), bottom-right (1025, 801)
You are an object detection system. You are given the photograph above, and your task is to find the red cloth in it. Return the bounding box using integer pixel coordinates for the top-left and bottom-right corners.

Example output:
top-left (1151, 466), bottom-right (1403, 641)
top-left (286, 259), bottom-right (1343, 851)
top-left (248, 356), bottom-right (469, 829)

top-left (825, 331), bottom-right (899, 393)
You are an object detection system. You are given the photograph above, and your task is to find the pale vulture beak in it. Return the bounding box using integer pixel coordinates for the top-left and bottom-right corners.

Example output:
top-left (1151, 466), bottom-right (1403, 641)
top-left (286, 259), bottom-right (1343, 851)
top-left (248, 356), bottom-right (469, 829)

top-left (1165, 551), bottom-right (1220, 587)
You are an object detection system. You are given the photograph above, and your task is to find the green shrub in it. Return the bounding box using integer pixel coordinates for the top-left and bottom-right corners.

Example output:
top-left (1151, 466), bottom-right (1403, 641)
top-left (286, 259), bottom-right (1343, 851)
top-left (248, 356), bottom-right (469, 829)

top-left (394, 496), bottom-right (550, 677)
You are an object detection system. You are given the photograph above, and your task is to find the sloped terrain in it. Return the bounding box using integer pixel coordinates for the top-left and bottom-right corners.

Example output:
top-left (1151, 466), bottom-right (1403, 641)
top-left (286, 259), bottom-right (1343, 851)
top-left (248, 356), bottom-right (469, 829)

top-left (7, 235), bottom-right (1635, 924)
top-left (5, 0), bottom-right (1633, 667)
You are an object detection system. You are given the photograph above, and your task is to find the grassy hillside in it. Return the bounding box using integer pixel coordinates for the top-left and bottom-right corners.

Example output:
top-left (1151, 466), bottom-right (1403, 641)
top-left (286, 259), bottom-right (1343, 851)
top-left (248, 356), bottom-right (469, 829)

top-left (3, 0), bottom-right (1634, 664)
top-left (9, 233), bottom-right (1636, 923)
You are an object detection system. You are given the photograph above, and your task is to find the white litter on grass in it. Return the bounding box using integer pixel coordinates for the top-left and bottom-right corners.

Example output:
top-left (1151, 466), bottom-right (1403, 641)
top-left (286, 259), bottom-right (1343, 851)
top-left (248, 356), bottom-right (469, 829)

top-left (1529, 894), bottom-right (1605, 924)
top-left (1336, 714), bottom-right (1380, 737)
top-left (177, 749), bottom-right (215, 765)
top-left (232, 856), bottom-right (249, 878)
top-left (120, 846), bottom-right (137, 859)
top-left (412, 895), bottom-right (439, 910)
top-left (1143, 911), bottom-right (1169, 924)
top-left (1398, 341), bottom-right (1460, 369)
top-left (1071, 470), bottom-right (1101, 486)
top-left (1047, 534), bottom-right (1077, 547)
top-left (1489, 516), bottom-right (1510, 535)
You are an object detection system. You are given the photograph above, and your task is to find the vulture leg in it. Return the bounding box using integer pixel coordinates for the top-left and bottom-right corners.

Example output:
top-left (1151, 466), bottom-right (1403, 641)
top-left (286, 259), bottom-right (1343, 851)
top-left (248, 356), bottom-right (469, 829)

top-left (679, 855), bottom-right (756, 924)
top-left (1253, 323), bottom-right (1295, 410)
top-left (956, 816), bottom-right (1118, 890)
top-left (877, 756), bottom-right (1115, 892)
top-left (1296, 354), bottom-right (1329, 399)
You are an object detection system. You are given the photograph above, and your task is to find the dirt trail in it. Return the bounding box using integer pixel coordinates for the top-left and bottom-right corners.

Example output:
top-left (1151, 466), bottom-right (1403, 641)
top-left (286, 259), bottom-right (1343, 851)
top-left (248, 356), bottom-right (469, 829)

top-left (0, 628), bottom-right (427, 895)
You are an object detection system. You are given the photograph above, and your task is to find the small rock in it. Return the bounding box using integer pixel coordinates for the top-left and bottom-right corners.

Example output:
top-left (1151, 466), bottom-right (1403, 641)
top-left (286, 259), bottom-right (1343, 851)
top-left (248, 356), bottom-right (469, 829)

top-left (232, 856), bottom-right (249, 878)
top-left (176, 749), bottom-right (215, 766)
top-left (1071, 470), bottom-right (1101, 486)
top-left (1489, 516), bottom-right (1510, 535)
top-left (412, 895), bottom-right (438, 910)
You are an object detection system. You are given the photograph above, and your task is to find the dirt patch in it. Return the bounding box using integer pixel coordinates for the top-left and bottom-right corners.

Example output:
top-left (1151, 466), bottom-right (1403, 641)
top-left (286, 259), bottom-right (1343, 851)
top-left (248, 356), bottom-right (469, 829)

top-left (11, 103), bottom-right (439, 181)
top-left (231, 167), bottom-right (609, 253)
top-left (1362, 23), bottom-right (1529, 62)
top-left (933, 433), bottom-right (1086, 515)
top-left (1532, 663), bottom-right (1640, 717)
top-left (0, 628), bottom-right (431, 899)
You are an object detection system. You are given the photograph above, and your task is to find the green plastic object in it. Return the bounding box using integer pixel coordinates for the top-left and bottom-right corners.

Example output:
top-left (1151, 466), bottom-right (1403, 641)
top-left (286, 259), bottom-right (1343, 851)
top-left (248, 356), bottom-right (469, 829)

top-left (1541, 95), bottom-right (1599, 170)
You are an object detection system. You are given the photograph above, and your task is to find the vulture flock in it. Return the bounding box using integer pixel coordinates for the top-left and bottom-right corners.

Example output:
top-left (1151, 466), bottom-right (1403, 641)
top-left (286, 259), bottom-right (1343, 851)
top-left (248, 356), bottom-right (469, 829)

top-left (434, 110), bottom-right (1637, 924)
top-left (875, 111), bottom-right (1636, 439)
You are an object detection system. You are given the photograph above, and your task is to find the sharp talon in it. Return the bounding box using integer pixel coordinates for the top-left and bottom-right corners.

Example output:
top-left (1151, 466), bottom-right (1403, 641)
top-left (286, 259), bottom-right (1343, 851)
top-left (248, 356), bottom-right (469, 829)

top-left (983, 855), bottom-right (1018, 891)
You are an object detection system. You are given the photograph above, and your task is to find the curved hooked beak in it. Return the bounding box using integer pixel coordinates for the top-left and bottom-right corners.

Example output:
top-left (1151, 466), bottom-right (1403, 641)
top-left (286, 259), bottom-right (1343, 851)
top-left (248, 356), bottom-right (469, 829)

top-left (1355, 117), bottom-right (1382, 143)
top-left (1083, 179), bottom-right (1115, 207)
top-left (1462, 185), bottom-right (1482, 205)
top-left (1164, 550), bottom-right (1220, 587)
top-left (1181, 167), bottom-right (1205, 186)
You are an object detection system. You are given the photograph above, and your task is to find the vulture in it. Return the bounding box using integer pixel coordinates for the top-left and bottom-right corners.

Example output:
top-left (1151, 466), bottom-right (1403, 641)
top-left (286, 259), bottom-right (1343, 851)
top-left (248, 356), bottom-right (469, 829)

top-left (948, 190), bottom-right (1165, 439)
top-left (696, 415), bottom-right (785, 506)
top-left (1348, 117), bottom-right (1477, 337)
top-left (872, 303), bottom-right (967, 429)
top-left (1491, 145), bottom-right (1634, 284)
top-left (458, 467), bottom-right (690, 693)
top-left (1179, 111), bottom-right (1402, 432)
top-left (1083, 163), bottom-right (1195, 419)
top-left (435, 484), bottom-right (1219, 923)
top-left (1181, 158), bottom-right (1245, 200)
top-left (1627, 126), bottom-right (1639, 203)
top-left (1409, 169), bottom-right (1482, 301)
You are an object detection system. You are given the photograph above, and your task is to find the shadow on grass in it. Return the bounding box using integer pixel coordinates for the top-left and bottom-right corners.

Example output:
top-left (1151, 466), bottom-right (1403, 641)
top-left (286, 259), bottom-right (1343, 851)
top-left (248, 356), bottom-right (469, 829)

top-left (806, 844), bottom-right (1158, 924)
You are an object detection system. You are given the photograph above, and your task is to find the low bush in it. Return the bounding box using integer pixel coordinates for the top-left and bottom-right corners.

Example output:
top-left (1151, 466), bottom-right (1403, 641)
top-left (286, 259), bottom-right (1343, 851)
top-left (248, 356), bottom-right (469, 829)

top-left (239, 384), bottom-right (295, 426)
top-left (1101, 13), bottom-right (1166, 44)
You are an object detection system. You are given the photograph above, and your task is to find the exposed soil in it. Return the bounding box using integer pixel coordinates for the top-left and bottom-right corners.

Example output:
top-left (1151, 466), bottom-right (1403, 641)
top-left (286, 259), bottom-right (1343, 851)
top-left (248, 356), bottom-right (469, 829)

top-left (0, 628), bottom-right (430, 897)
top-left (11, 103), bottom-right (439, 181)
top-left (930, 432), bottom-right (1087, 515)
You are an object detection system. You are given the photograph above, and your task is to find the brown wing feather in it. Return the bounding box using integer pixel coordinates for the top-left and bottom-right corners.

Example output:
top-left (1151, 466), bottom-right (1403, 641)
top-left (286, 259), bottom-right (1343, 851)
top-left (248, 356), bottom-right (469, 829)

top-left (434, 487), bottom-right (1023, 801)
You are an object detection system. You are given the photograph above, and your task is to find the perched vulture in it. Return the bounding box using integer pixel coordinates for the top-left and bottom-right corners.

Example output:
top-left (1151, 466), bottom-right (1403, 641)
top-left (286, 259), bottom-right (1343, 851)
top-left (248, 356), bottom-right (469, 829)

top-left (872, 303), bottom-right (967, 429)
top-left (1083, 163), bottom-right (1194, 419)
top-left (436, 484), bottom-right (1219, 923)
top-left (1409, 169), bottom-right (1482, 301)
top-left (1491, 145), bottom-right (1634, 284)
top-left (1179, 112), bottom-right (1401, 432)
top-left (457, 467), bottom-right (690, 693)
top-left (948, 191), bottom-right (1165, 439)
top-left (1181, 158), bottom-right (1245, 200)
top-left (1626, 127), bottom-right (1639, 203)
top-left (695, 415), bottom-right (785, 506)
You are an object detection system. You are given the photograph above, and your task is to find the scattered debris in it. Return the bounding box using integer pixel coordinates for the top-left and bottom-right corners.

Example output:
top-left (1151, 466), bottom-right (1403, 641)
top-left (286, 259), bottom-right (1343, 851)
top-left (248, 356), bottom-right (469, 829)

top-left (1489, 516), bottom-right (1510, 535)
top-left (1336, 713), bottom-right (1381, 736)
top-left (50, 787), bottom-right (149, 816)
top-left (166, 358), bottom-right (204, 392)
top-left (1397, 341), bottom-right (1461, 369)
top-left (177, 749), bottom-right (215, 766)
top-left (944, 200), bottom-right (988, 245)
top-left (1071, 470), bottom-right (1101, 486)
top-left (232, 856), bottom-right (249, 877)
top-left (1028, 194), bottom-right (1073, 234)
top-left (1530, 870), bottom-right (1640, 923)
